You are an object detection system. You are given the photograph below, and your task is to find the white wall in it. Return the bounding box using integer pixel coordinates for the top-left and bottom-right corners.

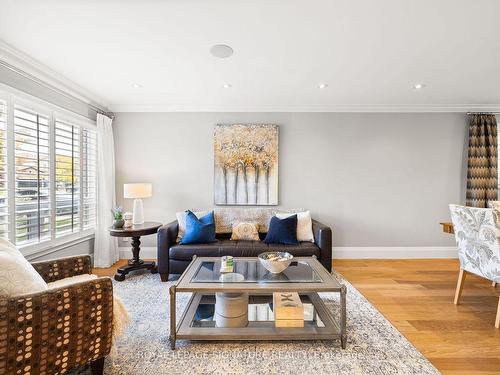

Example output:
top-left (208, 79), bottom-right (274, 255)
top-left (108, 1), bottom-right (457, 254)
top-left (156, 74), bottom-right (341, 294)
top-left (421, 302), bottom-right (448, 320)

top-left (113, 112), bottom-right (466, 257)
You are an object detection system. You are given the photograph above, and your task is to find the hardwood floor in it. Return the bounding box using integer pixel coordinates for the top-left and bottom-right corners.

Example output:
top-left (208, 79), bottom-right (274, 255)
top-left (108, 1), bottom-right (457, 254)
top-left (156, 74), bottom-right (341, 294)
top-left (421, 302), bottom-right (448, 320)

top-left (96, 259), bottom-right (500, 374)
top-left (335, 259), bottom-right (500, 375)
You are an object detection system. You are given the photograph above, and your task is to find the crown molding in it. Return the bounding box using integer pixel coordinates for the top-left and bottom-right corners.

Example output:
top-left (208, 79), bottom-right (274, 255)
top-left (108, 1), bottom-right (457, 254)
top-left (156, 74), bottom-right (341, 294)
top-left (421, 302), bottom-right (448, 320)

top-left (0, 39), bottom-right (109, 109)
top-left (110, 103), bottom-right (500, 113)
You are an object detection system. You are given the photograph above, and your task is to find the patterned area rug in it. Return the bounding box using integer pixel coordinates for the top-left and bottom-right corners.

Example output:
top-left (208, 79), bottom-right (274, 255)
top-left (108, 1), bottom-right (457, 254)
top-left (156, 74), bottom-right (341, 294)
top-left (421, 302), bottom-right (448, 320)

top-left (90, 271), bottom-right (440, 375)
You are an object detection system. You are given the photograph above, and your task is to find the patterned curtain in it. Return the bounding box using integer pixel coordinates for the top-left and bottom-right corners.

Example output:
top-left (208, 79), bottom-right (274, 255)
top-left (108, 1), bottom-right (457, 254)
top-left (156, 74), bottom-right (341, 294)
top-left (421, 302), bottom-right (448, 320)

top-left (466, 114), bottom-right (498, 207)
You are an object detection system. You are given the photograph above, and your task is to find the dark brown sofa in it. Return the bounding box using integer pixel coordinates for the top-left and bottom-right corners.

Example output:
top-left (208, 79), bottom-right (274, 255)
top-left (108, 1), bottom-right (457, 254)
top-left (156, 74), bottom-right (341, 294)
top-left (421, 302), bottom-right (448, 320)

top-left (157, 219), bottom-right (332, 281)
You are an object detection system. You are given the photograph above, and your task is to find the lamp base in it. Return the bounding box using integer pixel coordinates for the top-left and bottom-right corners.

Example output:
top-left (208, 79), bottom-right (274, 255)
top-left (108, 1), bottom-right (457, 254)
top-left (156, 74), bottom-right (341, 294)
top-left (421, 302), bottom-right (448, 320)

top-left (132, 199), bottom-right (144, 225)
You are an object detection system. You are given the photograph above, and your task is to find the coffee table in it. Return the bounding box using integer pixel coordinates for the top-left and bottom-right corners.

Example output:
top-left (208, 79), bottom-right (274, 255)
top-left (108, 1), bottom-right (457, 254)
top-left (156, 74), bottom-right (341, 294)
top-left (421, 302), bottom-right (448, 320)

top-left (169, 255), bottom-right (347, 349)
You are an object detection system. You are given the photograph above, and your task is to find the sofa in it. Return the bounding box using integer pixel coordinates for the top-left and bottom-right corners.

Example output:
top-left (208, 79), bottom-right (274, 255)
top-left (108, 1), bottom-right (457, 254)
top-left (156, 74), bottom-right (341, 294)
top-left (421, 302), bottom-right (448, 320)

top-left (157, 208), bottom-right (332, 281)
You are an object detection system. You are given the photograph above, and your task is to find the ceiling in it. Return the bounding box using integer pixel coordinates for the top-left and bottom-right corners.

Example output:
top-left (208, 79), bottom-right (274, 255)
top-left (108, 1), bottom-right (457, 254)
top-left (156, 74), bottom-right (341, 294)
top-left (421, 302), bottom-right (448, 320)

top-left (1, 0), bottom-right (500, 112)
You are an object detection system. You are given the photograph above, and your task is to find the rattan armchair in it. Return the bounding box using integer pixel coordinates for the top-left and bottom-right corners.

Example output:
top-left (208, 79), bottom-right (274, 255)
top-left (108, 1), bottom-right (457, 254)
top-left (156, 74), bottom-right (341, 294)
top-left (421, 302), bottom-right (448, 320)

top-left (0, 255), bottom-right (114, 375)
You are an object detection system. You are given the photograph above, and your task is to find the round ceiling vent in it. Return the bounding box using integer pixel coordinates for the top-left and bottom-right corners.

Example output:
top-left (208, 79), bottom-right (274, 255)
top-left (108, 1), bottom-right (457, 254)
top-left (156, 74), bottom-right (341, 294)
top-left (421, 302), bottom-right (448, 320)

top-left (210, 44), bottom-right (234, 58)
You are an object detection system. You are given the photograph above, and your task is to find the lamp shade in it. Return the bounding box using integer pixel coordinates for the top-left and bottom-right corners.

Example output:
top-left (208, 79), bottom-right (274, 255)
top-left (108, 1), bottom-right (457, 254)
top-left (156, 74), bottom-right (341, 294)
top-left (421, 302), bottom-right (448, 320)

top-left (123, 183), bottom-right (152, 199)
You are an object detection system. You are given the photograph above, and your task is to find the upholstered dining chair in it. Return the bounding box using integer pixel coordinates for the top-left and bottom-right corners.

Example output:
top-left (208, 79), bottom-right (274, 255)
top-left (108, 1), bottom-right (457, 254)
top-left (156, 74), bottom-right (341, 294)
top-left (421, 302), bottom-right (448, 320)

top-left (449, 204), bottom-right (500, 328)
top-left (0, 255), bottom-right (114, 375)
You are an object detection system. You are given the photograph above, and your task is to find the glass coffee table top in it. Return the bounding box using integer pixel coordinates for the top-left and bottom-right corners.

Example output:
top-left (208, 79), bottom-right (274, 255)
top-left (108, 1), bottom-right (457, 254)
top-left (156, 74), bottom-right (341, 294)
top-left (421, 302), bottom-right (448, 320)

top-left (191, 259), bottom-right (323, 283)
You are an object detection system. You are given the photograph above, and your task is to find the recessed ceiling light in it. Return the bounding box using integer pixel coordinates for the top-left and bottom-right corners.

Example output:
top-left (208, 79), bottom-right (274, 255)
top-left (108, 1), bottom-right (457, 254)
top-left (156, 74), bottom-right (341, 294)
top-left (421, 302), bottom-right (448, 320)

top-left (318, 83), bottom-right (328, 89)
top-left (132, 83), bottom-right (143, 89)
top-left (210, 44), bottom-right (234, 58)
top-left (222, 83), bottom-right (232, 89)
top-left (413, 83), bottom-right (426, 90)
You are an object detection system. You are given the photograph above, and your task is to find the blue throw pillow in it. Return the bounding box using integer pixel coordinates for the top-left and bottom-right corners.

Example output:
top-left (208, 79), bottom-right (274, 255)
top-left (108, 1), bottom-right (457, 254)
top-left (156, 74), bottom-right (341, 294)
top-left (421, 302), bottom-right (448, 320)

top-left (264, 215), bottom-right (299, 245)
top-left (180, 210), bottom-right (217, 244)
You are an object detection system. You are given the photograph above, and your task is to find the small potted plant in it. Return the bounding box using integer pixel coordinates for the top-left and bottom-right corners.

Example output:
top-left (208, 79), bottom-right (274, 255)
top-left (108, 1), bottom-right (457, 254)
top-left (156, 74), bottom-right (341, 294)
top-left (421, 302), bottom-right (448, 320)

top-left (111, 206), bottom-right (124, 228)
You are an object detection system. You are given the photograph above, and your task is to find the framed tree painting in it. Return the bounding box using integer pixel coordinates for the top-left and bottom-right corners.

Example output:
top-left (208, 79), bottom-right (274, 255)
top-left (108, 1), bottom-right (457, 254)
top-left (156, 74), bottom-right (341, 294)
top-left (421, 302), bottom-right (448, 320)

top-left (214, 124), bottom-right (278, 205)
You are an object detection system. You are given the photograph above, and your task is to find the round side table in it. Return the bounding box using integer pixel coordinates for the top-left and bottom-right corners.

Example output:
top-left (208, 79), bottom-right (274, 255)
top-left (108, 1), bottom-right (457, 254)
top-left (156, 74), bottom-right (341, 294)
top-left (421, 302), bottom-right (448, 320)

top-left (109, 221), bottom-right (162, 281)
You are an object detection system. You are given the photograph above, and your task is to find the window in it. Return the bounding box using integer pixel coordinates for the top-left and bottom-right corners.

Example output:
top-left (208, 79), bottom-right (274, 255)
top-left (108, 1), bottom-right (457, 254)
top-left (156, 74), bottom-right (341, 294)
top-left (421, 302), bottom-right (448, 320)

top-left (0, 88), bottom-right (97, 250)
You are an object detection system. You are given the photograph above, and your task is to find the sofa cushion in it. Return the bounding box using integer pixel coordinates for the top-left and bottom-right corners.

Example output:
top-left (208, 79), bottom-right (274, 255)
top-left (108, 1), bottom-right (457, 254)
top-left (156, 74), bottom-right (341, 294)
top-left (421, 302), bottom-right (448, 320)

top-left (47, 274), bottom-right (130, 339)
top-left (169, 240), bottom-right (320, 261)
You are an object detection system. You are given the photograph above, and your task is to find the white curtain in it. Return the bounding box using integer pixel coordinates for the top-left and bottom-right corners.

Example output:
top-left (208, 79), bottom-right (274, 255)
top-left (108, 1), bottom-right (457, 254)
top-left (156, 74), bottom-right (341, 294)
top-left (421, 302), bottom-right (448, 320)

top-left (94, 113), bottom-right (118, 268)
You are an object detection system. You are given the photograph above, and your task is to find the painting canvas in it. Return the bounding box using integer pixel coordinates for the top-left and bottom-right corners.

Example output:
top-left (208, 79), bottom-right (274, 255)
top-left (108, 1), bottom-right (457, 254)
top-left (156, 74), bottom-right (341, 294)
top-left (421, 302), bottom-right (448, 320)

top-left (214, 124), bottom-right (278, 205)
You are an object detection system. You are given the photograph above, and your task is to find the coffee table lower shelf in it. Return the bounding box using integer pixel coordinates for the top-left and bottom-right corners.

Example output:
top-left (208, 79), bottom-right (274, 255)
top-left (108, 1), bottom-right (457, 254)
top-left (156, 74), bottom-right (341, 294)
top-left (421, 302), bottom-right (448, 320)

top-left (169, 291), bottom-right (346, 349)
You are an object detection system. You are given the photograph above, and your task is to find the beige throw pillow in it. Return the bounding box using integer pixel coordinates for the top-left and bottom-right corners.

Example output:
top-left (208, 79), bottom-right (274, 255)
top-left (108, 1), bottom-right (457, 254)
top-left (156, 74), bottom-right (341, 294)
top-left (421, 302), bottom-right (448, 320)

top-left (0, 238), bottom-right (48, 297)
top-left (276, 210), bottom-right (314, 242)
top-left (231, 222), bottom-right (260, 241)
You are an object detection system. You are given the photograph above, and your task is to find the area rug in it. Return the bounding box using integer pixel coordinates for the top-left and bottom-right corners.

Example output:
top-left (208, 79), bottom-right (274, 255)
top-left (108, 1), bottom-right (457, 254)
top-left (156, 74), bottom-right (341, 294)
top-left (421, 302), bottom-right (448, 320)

top-left (87, 271), bottom-right (440, 375)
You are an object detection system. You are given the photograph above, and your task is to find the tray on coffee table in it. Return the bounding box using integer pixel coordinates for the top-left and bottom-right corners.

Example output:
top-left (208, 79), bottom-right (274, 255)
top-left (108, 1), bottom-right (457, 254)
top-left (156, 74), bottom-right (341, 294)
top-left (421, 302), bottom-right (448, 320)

top-left (169, 256), bottom-right (347, 349)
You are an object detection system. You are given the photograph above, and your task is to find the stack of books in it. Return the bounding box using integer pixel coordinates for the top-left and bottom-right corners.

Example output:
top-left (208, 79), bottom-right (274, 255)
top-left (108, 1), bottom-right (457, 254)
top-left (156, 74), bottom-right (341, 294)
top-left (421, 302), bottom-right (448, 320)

top-left (273, 292), bottom-right (304, 327)
top-left (220, 255), bottom-right (234, 273)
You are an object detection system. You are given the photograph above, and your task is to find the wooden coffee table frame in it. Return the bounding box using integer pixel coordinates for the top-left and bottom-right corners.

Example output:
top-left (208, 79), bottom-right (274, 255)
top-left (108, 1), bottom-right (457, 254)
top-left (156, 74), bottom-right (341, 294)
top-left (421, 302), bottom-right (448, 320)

top-left (169, 256), bottom-right (347, 349)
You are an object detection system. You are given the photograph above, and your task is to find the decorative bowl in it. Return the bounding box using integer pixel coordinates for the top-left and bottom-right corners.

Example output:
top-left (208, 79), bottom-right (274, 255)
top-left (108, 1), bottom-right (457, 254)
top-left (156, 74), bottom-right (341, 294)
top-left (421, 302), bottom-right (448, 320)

top-left (258, 252), bottom-right (293, 274)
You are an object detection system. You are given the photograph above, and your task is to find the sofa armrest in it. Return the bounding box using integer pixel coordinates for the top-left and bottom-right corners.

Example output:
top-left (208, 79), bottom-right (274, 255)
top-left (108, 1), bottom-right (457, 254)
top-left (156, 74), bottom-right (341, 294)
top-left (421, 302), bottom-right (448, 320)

top-left (31, 254), bottom-right (92, 283)
top-left (157, 220), bottom-right (179, 280)
top-left (0, 277), bottom-right (113, 374)
top-left (312, 219), bottom-right (332, 272)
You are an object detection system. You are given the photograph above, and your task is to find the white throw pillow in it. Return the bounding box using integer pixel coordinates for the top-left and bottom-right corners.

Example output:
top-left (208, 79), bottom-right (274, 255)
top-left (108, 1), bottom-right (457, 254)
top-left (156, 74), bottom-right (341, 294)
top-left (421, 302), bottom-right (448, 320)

top-left (175, 210), bottom-right (210, 241)
top-left (0, 238), bottom-right (48, 297)
top-left (276, 211), bottom-right (314, 242)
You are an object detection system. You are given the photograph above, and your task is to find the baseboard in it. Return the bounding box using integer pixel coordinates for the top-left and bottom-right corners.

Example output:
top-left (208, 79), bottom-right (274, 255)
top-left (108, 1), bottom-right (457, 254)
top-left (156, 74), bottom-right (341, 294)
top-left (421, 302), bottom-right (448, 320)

top-left (119, 246), bottom-right (458, 260)
top-left (333, 246), bottom-right (457, 259)
top-left (119, 247), bottom-right (156, 260)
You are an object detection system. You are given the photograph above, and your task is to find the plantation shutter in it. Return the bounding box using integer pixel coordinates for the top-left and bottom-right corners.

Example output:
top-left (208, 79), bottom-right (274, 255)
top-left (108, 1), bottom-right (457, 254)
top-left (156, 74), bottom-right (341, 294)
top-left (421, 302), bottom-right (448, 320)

top-left (0, 100), bottom-right (8, 238)
top-left (14, 105), bottom-right (51, 246)
top-left (54, 119), bottom-right (80, 237)
top-left (82, 128), bottom-right (97, 229)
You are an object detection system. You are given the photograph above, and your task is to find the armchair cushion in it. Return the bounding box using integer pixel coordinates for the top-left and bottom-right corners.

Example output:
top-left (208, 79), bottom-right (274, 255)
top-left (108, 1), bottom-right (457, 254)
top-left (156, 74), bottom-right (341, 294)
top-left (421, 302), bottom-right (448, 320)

top-left (47, 273), bottom-right (99, 289)
top-left (47, 274), bottom-right (130, 339)
top-left (0, 238), bottom-right (47, 297)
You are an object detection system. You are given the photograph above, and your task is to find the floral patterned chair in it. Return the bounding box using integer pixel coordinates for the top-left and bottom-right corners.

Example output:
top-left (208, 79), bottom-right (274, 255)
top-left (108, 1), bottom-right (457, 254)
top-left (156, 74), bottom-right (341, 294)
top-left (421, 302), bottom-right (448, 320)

top-left (449, 204), bottom-right (500, 328)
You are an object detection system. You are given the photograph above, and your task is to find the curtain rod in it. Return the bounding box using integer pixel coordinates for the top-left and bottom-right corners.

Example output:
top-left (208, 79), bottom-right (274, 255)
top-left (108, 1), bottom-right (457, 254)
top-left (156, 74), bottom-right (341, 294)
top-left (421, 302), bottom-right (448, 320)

top-left (0, 59), bottom-right (114, 119)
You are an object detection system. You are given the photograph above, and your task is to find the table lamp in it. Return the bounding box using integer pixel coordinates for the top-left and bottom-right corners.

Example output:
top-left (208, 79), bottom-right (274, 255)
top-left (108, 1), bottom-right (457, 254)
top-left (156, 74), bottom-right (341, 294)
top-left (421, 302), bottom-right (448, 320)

top-left (123, 183), bottom-right (152, 225)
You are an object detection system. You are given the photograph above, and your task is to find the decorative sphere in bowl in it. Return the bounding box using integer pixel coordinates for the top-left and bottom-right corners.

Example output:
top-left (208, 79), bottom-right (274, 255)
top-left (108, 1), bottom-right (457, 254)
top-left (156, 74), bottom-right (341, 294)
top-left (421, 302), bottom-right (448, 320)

top-left (258, 252), bottom-right (293, 274)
